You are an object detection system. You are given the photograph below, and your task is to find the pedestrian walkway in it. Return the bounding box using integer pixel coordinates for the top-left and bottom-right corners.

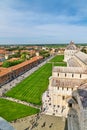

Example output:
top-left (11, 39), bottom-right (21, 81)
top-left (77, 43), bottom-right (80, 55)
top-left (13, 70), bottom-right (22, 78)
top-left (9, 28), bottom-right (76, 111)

top-left (1, 96), bottom-right (41, 110)
top-left (11, 114), bottom-right (65, 130)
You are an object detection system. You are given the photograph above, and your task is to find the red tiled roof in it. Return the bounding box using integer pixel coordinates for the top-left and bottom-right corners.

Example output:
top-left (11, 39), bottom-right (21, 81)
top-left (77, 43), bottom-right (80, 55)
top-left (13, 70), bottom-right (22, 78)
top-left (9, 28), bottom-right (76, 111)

top-left (8, 58), bottom-right (20, 62)
top-left (11, 56), bottom-right (42, 71)
top-left (0, 56), bottom-right (43, 77)
top-left (20, 50), bottom-right (29, 53)
top-left (0, 49), bottom-right (6, 54)
top-left (0, 62), bottom-right (3, 66)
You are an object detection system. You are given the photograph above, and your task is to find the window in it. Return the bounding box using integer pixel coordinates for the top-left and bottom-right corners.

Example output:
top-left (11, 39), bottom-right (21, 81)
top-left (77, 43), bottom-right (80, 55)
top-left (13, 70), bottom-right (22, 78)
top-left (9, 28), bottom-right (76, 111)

top-left (65, 73), bottom-right (67, 77)
top-left (62, 96), bottom-right (65, 100)
top-left (58, 73), bottom-right (59, 76)
top-left (68, 103), bottom-right (72, 108)
top-left (57, 105), bottom-right (60, 108)
top-left (67, 88), bottom-right (68, 91)
top-left (80, 74), bottom-right (81, 78)
top-left (72, 73), bottom-right (74, 77)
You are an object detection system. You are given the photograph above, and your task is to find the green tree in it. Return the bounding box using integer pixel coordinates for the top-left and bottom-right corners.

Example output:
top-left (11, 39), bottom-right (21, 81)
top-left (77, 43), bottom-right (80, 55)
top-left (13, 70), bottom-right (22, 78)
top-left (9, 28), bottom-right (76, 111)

top-left (39, 50), bottom-right (50, 58)
top-left (81, 47), bottom-right (87, 54)
top-left (2, 61), bottom-right (11, 68)
top-left (21, 53), bottom-right (26, 60)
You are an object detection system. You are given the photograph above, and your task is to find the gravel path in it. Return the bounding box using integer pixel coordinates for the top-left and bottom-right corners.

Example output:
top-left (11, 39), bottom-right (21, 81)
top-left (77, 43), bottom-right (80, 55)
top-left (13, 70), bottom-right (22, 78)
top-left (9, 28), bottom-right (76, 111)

top-left (1, 96), bottom-right (41, 110)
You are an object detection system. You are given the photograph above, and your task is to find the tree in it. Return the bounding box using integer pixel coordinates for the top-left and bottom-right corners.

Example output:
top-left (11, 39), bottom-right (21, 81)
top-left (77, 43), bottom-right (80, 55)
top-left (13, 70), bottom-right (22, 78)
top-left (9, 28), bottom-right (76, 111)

top-left (2, 61), bottom-right (11, 68)
top-left (21, 53), bottom-right (26, 60)
top-left (2, 59), bottom-right (24, 68)
top-left (81, 47), bottom-right (87, 54)
top-left (39, 50), bottom-right (50, 58)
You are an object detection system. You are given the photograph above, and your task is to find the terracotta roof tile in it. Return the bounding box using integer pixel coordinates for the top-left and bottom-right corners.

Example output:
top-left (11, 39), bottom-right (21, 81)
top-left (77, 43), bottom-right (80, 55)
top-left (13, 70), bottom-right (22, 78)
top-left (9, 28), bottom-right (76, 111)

top-left (8, 58), bottom-right (20, 62)
top-left (0, 56), bottom-right (43, 77)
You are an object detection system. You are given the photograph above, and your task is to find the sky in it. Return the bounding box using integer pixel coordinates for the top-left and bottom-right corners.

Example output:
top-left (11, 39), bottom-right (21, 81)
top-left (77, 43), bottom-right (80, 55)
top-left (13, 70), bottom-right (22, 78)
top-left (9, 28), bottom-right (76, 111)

top-left (0, 0), bottom-right (87, 44)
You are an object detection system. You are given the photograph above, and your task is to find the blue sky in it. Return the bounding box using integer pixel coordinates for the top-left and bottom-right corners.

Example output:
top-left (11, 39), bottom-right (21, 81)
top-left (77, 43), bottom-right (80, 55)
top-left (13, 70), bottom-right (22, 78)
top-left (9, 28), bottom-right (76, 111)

top-left (0, 0), bottom-right (87, 44)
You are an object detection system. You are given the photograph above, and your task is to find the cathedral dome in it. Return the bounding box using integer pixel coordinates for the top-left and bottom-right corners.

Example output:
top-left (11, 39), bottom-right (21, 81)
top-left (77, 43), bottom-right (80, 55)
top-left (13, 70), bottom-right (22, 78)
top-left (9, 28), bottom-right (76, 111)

top-left (66, 41), bottom-right (77, 50)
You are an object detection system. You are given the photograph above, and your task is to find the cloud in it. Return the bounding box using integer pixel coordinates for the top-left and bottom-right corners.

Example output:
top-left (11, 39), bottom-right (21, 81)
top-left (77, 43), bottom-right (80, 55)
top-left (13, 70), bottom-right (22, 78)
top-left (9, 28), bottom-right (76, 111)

top-left (0, 0), bottom-right (87, 43)
top-left (0, 23), bottom-right (87, 43)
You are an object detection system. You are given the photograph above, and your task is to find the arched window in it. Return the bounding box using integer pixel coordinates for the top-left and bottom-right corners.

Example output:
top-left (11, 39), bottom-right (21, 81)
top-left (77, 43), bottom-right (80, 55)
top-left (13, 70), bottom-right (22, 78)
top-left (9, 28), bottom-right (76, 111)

top-left (80, 74), bottom-right (81, 78)
top-left (65, 73), bottom-right (67, 77)
top-left (72, 73), bottom-right (74, 77)
top-left (62, 96), bottom-right (65, 100)
top-left (58, 73), bottom-right (59, 76)
top-left (57, 87), bottom-right (59, 90)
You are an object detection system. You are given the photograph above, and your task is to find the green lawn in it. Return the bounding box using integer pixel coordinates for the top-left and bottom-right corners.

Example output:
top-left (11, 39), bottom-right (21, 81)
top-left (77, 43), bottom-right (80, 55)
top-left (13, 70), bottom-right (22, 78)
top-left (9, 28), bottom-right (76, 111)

top-left (0, 98), bottom-right (39, 122)
top-left (54, 62), bottom-right (67, 66)
top-left (50, 55), bottom-right (64, 62)
top-left (5, 63), bottom-right (52, 105)
top-left (5, 55), bottom-right (66, 106)
top-left (50, 55), bottom-right (67, 66)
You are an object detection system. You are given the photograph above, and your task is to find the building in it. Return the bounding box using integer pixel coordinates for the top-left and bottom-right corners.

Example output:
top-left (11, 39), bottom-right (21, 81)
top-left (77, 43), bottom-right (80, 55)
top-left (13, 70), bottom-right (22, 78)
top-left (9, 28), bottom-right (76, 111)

top-left (0, 56), bottom-right (43, 87)
top-left (42, 41), bottom-right (87, 128)
top-left (42, 66), bottom-right (87, 117)
top-left (67, 83), bottom-right (87, 130)
top-left (0, 55), bottom-right (5, 62)
top-left (64, 41), bottom-right (78, 62)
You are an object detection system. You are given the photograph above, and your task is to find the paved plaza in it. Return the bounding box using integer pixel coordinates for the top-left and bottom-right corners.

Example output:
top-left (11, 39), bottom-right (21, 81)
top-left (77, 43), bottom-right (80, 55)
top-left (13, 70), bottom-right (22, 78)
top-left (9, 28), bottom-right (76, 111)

top-left (11, 114), bottom-right (66, 130)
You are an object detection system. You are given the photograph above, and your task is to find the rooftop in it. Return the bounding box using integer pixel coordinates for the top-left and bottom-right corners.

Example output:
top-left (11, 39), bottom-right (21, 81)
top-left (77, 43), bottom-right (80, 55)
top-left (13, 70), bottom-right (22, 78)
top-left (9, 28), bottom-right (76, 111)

top-left (8, 58), bottom-right (20, 62)
top-left (78, 81), bottom-right (87, 89)
top-left (53, 66), bottom-right (85, 74)
top-left (0, 56), bottom-right (43, 77)
top-left (67, 58), bottom-right (82, 67)
top-left (75, 51), bottom-right (87, 65)
top-left (51, 78), bottom-right (83, 88)
top-left (66, 41), bottom-right (77, 50)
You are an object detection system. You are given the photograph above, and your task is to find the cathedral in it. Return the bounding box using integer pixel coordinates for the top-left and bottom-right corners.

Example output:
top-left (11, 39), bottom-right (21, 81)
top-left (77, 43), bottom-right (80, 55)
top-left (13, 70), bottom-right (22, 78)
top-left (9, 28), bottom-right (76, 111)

top-left (42, 41), bottom-right (87, 130)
